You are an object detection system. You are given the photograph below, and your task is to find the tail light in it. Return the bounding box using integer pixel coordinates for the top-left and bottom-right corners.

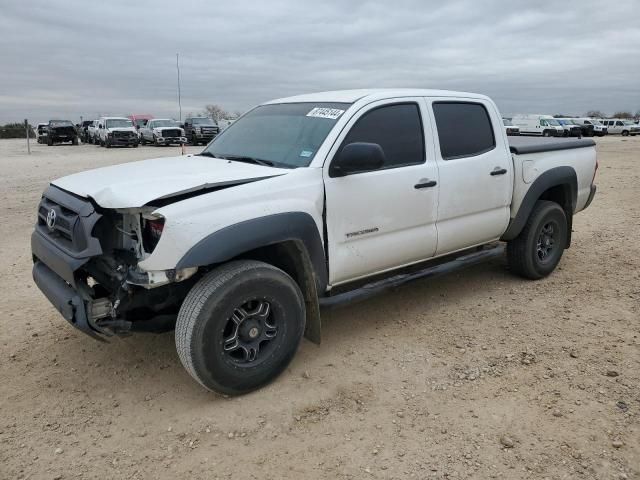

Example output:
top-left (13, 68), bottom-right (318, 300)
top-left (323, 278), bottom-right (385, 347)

top-left (142, 216), bottom-right (165, 253)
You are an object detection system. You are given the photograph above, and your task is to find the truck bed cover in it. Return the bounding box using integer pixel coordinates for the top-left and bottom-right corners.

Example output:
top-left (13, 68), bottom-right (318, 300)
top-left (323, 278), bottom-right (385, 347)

top-left (509, 136), bottom-right (596, 155)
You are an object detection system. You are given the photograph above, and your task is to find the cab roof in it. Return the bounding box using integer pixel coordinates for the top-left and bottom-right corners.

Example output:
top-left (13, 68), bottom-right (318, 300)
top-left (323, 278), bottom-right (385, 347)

top-left (265, 88), bottom-right (490, 105)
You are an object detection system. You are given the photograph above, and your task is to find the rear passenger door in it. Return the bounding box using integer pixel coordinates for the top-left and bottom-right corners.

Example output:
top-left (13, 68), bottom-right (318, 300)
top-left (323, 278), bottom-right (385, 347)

top-left (427, 99), bottom-right (512, 255)
top-left (324, 99), bottom-right (439, 285)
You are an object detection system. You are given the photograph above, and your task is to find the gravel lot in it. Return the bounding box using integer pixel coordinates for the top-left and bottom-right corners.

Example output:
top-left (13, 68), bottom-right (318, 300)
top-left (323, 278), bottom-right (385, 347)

top-left (0, 137), bottom-right (638, 480)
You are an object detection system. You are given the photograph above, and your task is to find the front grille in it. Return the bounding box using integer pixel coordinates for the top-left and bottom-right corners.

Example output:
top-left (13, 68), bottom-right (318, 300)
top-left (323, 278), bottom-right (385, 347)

top-left (200, 126), bottom-right (219, 135)
top-left (113, 131), bottom-right (134, 138)
top-left (162, 129), bottom-right (182, 137)
top-left (34, 187), bottom-right (104, 255)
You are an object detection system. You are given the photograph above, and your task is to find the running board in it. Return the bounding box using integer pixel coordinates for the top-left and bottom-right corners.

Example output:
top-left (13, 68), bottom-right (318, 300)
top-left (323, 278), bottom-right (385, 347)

top-left (319, 244), bottom-right (505, 309)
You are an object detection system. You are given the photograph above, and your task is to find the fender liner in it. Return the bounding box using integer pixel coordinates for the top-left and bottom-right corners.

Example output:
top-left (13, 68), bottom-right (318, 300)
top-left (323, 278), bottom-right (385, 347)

top-left (501, 166), bottom-right (577, 242)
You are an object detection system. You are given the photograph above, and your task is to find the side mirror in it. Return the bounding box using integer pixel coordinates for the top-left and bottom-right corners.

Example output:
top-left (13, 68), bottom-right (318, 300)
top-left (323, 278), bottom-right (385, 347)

top-left (330, 142), bottom-right (386, 177)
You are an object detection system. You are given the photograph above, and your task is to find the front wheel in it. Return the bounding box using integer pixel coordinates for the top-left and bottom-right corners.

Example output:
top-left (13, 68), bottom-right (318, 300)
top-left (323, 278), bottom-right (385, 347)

top-left (507, 200), bottom-right (568, 280)
top-left (175, 260), bottom-right (306, 395)
top-left (622, 130), bottom-right (629, 136)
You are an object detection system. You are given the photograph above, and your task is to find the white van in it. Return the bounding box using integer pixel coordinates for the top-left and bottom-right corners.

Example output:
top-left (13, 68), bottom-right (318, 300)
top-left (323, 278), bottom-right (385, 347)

top-left (511, 115), bottom-right (565, 137)
top-left (599, 119), bottom-right (639, 136)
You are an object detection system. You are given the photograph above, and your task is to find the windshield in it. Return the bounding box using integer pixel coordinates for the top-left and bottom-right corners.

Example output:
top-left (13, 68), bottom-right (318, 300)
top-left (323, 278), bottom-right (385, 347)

top-left (202, 102), bottom-right (350, 168)
top-left (133, 119), bottom-right (148, 127)
top-left (545, 118), bottom-right (561, 126)
top-left (49, 120), bottom-right (73, 127)
top-left (151, 120), bottom-right (179, 128)
top-left (106, 119), bottom-right (133, 129)
top-left (622, 120), bottom-right (635, 125)
top-left (192, 118), bottom-right (215, 125)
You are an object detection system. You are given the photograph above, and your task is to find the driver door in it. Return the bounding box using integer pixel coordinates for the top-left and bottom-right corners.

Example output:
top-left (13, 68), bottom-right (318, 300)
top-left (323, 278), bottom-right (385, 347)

top-left (323, 99), bottom-right (439, 285)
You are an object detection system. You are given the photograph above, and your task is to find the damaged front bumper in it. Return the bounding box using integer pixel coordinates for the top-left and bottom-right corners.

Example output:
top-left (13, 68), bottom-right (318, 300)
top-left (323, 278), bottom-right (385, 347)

top-left (31, 185), bottom-right (195, 340)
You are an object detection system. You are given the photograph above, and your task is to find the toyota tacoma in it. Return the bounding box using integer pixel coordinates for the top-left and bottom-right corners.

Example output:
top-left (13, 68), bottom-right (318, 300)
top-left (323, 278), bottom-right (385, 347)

top-left (31, 89), bottom-right (597, 395)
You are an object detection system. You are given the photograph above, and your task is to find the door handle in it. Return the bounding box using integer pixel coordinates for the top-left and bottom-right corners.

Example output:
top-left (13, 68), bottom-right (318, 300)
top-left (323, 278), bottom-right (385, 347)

top-left (490, 168), bottom-right (507, 176)
top-left (414, 180), bottom-right (437, 189)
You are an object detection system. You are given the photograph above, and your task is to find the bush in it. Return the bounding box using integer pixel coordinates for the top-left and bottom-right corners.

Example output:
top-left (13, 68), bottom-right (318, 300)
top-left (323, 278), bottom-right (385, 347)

top-left (0, 123), bottom-right (35, 139)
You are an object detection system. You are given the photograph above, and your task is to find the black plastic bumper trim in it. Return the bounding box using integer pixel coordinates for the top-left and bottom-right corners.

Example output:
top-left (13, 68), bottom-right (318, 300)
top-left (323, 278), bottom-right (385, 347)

top-left (32, 261), bottom-right (105, 341)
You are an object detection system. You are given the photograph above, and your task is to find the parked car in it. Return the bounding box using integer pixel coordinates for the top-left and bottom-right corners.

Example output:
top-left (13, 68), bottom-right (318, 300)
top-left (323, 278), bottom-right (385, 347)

top-left (183, 117), bottom-right (219, 145)
top-left (570, 118), bottom-right (608, 137)
top-left (599, 118), bottom-right (639, 136)
top-left (30, 88), bottom-right (598, 395)
top-left (554, 119), bottom-right (582, 137)
top-left (139, 119), bottom-right (187, 146)
top-left (36, 123), bottom-right (49, 144)
top-left (78, 120), bottom-right (94, 143)
top-left (96, 117), bottom-right (139, 148)
top-left (46, 120), bottom-right (78, 146)
top-left (511, 115), bottom-right (565, 137)
top-left (502, 118), bottom-right (520, 136)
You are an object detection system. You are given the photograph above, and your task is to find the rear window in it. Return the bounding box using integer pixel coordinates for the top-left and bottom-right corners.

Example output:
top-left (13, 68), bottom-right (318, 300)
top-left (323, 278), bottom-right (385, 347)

top-left (433, 102), bottom-right (495, 160)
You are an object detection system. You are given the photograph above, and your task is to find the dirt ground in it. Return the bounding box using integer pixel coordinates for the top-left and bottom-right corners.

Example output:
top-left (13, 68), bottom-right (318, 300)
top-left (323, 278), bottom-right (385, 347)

top-left (0, 137), bottom-right (638, 480)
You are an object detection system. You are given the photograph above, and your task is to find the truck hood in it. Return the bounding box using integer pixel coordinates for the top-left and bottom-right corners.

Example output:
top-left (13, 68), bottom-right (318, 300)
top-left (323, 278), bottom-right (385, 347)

top-left (51, 154), bottom-right (290, 209)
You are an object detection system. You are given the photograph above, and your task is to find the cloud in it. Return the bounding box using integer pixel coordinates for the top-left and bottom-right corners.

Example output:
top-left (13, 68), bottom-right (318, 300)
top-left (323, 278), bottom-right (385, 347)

top-left (1, 0), bottom-right (639, 123)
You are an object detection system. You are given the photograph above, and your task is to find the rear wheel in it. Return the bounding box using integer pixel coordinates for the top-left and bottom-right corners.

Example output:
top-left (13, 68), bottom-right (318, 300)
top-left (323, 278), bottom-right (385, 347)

top-left (507, 200), bottom-right (568, 280)
top-left (175, 260), bottom-right (306, 395)
top-left (543, 130), bottom-right (551, 137)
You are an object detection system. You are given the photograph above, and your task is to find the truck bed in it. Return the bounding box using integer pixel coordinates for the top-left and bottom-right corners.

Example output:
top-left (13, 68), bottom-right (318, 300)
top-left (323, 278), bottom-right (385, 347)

top-left (508, 136), bottom-right (595, 155)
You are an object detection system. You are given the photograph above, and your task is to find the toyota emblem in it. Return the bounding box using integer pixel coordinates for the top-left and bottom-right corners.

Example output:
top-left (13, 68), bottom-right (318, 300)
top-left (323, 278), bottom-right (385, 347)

top-left (46, 208), bottom-right (57, 231)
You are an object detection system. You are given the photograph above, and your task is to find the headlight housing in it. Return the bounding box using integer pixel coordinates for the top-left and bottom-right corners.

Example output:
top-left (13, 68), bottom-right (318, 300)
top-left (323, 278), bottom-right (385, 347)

top-left (142, 214), bottom-right (165, 253)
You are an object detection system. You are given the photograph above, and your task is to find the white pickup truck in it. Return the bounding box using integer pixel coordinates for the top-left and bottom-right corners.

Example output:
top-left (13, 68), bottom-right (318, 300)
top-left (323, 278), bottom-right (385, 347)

top-left (31, 89), bottom-right (597, 395)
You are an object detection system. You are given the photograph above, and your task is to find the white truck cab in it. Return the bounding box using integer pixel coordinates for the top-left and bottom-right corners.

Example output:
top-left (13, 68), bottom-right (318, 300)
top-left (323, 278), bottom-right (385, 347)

top-left (139, 118), bottom-right (187, 146)
top-left (31, 89), bottom-right (598, 395)
top-left (96, 116), bottom-right (139, 148)
top-left (512, 114), bottom-right (565, 137)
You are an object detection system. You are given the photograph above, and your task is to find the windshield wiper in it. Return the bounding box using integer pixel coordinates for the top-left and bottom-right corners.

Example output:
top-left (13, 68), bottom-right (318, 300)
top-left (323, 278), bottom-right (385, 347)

top-left (221, 155), bottom-right (275, 167)
top-left (196, 151), bottom-right (220, 158)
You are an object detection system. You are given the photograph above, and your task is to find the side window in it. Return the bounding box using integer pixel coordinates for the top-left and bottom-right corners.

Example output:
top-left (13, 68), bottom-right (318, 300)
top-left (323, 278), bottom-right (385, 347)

top-left (433, 102), bottom-right (495, 160)
top-left (338, 103), bottom-right (425, 169)
top-left (540, 119), bottom-right (548, 126)
top-left (616, 121), bottom-right (623, 126)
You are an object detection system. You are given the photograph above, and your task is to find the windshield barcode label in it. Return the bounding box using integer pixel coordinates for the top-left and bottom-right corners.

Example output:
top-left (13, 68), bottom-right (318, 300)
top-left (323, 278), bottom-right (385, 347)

top-left (306, 108), bottom-right (345, 120)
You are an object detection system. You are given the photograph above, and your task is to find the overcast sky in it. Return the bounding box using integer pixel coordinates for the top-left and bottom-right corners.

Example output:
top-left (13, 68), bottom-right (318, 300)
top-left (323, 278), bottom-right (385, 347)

top-left (1, 0), bottom-right (639, 124)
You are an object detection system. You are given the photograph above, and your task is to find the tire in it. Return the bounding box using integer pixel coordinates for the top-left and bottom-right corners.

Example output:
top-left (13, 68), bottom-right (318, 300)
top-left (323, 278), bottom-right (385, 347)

top-left (191, 134), bottom-right (199, 146)
top-left (507, 200), bottom-right (568, 280)
top-left (105, 139), bottom-right (111, 148)
top-left (153, 135), bottom-right (159, 146)
top-left (175, 260), bottom-right (306, 395)
top-left (47, 137), bottom-right (53, 146)
top-left (622, 130), bottom-right (629, 136)
top-left (543, 130), bottom-right (551, 137)
top-left (72, 137), bottom-right (78, 145)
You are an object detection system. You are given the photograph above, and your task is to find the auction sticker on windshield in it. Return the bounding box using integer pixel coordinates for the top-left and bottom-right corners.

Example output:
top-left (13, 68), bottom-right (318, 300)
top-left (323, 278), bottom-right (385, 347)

top-left (306, 107), bottom-right (345, 120)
